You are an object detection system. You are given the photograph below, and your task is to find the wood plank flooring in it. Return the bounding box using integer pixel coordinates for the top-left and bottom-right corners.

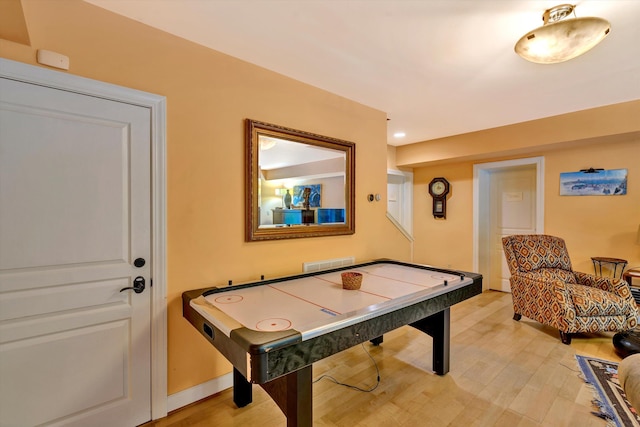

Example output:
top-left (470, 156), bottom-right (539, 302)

top-left (145, 291), bottom-right (620, 426)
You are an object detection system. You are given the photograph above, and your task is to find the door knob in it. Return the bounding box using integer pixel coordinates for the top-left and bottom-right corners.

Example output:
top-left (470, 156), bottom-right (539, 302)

top-left (120, 276), bottom-right (146, 294)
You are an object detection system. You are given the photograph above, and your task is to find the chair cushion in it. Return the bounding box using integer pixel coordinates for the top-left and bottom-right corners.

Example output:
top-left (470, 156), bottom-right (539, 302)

top-left (569, 283), bottom-right (629, 317)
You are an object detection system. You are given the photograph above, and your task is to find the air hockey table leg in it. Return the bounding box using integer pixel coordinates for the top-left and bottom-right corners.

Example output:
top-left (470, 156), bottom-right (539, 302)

top-left (370, 336), bottom-right (383, 346)
top-left (260, 365), bottom-right (313, 427)
top-left (233, 367), bottom-right (252, 407)
top-left (410, 308), bottom-right (450, 375)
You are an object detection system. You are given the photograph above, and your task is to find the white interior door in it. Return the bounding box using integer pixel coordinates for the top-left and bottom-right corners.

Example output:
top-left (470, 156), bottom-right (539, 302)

top-left (0, 77), bottom-right (152, 426)
top-left (489, 166), bottom-right (537, 292)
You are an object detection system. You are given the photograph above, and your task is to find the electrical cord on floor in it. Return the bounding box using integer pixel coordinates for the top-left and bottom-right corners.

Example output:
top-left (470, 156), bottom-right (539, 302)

top-left (312, 343), bottom-right (380, 392)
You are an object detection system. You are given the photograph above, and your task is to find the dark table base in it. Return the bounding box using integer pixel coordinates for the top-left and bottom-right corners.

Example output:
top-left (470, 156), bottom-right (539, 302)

top-left (232, 309), bottom-right (451, 427)
top-left (613, 329), bottom-right (640, 358)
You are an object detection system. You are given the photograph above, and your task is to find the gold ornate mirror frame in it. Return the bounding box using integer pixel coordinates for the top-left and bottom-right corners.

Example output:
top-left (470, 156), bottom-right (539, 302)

top-left (246, 119), bottom-right (355, 241)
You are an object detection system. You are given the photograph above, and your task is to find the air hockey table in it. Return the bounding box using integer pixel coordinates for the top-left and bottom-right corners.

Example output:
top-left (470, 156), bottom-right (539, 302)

top-left (182, 259), bottom-right (482, 427)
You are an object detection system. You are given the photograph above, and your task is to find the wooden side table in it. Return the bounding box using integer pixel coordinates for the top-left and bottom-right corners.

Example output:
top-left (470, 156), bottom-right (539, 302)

top-left (623, 268), bottom-right (640, 305)
top-left (624, 268), bottom-right (640, 286)
top-left (591, 257), bottom-right (628, 280)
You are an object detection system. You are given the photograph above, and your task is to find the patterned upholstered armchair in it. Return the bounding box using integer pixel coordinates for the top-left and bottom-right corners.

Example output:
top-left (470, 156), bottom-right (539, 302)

top-left (502, 234), bottom-right (638, 344)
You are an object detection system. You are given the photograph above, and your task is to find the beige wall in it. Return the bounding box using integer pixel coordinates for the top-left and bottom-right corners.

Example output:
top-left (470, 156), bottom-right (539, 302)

top-left (396, 101), bottom-right (640, 168)
top-left (544, 138), bottom-right (639, 273)
top-left (402, 111), bottom-right (640, 277)
top-left (0, 0), bottom-right (411, 394)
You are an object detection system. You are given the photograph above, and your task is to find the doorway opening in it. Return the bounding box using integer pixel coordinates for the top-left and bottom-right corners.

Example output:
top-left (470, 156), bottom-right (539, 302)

top-left (387, 169), bottom-right (414, 242)
top-left (473, 157), bottom-right (544, 291)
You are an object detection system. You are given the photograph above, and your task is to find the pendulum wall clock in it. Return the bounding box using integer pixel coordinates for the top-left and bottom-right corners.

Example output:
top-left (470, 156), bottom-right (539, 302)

top-left (428, 177), bottom-right (450, 219)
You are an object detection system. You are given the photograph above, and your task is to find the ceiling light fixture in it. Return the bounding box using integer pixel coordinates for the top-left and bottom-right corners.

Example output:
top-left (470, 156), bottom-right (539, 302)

top-left (514, 4), bottom-right (610, 64)
top-left (393, 132), bottom-right (406, 138)
top-left (259, 136), bottom-right (277, 150)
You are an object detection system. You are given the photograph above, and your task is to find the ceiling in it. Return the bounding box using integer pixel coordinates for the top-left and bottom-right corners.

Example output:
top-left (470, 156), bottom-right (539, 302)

top-left (85, 0), bottom-right (640, 146)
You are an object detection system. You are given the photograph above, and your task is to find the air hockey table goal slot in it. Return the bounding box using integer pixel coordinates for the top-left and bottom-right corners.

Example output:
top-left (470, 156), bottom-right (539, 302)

top-left (203, 323), bottom-right (214, 340)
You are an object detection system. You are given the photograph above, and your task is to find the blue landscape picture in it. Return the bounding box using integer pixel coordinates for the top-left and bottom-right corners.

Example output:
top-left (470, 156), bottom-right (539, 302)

top-left (560, 169), bottom-right (627, 196)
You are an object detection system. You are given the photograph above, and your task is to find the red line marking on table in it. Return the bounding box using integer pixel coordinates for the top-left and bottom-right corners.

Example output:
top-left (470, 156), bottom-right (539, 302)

top-left (267, 283), bottom-right (344, 315)
top-left (312, 274), bottom-right (393, 300)
top-left (214, 295), bottom-right (244, 304)
top-left (357, 289), bottom-right (394, 299)
top-left (365, 270), bottom-right (457, 288)
top-left (255, 318), bottom-right (292, 331)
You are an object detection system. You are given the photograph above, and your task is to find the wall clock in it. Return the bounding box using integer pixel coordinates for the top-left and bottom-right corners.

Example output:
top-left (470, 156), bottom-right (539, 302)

top-left (428, 177), bottom-right (450, 218)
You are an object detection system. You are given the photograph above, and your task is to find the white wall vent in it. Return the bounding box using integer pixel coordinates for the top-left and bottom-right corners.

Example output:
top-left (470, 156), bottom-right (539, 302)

top-left (303, 256), bottom-right (355, 272)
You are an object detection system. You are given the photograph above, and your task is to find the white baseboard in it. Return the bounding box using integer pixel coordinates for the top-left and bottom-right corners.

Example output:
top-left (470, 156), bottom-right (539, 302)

top-left (166, 373), bottom-right (233, 413)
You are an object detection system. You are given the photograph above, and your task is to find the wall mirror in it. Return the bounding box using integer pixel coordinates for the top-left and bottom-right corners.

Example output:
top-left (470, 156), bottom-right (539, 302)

top-left (246, 119), bottom-right (355, 241)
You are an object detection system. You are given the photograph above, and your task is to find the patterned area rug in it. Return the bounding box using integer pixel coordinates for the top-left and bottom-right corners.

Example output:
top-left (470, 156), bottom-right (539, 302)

top-left (576, 355), bottom-right (640, 427)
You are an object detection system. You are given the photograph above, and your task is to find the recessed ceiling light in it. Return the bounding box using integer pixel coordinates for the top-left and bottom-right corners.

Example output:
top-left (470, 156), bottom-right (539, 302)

top-left (393, 132), bottom-right (406, 138)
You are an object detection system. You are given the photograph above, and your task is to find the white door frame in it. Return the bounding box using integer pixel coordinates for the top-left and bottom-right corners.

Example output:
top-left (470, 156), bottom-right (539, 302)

top-left (0, 58), bottom-right (168, 419)
top-left (473, 157), bottom-right (544, 288)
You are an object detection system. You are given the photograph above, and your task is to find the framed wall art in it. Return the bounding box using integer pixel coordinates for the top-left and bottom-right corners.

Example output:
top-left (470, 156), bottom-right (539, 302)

top-left (560, 168), bottom-right (627, 196)
top-left (292, 184), bottom-right (322, 207)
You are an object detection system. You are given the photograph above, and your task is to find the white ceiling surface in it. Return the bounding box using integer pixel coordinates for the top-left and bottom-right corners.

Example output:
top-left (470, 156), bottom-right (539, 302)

top-left (85, 0), bottom-right (640, 146)
top-left (260, 137), bottom-right (344, 170)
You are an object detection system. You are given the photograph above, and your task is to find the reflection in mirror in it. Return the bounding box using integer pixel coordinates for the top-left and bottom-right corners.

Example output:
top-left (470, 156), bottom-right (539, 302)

top-left (246, 119), bottom-right (355, 241)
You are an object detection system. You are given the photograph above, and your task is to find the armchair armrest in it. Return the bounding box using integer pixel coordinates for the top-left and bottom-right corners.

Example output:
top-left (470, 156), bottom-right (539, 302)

top-left (511, 272), bottom-right (577, 327)
top-left (515, 271), bottom-right (573, 299)
top-left (575, 271), bottom-right (636, 305)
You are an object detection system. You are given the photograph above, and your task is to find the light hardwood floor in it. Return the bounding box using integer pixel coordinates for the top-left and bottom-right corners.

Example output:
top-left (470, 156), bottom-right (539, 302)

top-left (145, 291), bottom-right (620, 426)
